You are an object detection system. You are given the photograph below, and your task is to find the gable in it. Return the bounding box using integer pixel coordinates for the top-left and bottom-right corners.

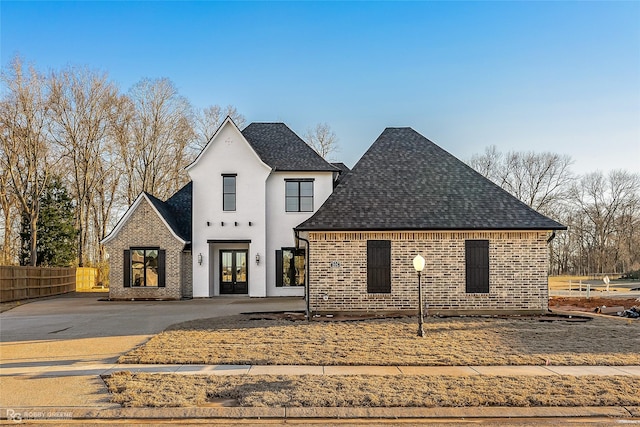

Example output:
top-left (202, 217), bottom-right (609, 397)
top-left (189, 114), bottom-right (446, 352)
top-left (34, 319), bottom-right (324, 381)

top-left (186, 117), bottom-right (270, 175)
top-left (297, 127), bottom-right (566, 231)
top-left (101, 192), bottom-right (189, 246)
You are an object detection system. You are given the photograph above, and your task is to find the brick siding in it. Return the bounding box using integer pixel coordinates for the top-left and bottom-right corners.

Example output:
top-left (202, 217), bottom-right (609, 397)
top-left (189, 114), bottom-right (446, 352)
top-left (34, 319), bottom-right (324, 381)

top-left (105, 198), bottom-right (191, 300)
top-left (307, 231), bottom-right (549, 314)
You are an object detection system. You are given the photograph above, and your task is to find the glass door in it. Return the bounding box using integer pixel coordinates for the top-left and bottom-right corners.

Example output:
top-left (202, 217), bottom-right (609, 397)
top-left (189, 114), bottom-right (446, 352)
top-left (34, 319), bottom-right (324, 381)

top-left (220, 250), bottom-right (248, 294)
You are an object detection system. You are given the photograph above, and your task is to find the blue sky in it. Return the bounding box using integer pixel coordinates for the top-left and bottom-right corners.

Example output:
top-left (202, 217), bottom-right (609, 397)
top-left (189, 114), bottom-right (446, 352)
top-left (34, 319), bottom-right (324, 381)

top-left (2, 1), bottom-right (639, 173)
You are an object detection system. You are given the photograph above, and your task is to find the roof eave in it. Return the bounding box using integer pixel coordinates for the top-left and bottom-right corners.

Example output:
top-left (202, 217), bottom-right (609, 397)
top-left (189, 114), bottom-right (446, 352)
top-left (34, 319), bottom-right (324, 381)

top-left (296, 225), bottom-right (567, 232)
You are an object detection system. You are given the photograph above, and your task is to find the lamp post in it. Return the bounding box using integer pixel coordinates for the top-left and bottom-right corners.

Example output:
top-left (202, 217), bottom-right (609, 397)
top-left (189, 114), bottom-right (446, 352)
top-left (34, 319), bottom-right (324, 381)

top-left (413, 254), bottom-right (425, 337)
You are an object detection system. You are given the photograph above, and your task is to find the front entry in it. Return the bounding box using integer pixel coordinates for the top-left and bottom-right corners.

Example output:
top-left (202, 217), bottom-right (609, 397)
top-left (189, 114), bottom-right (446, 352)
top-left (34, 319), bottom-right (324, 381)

top-left (220, 250), bottom-right (248, 294)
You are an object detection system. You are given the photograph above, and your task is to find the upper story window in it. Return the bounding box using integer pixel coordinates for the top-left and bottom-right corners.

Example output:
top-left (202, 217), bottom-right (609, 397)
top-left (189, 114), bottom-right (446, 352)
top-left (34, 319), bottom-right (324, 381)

top-left (285, 179), bottom-right (314, 212)
top-left (223, 174), bottom-right (236, 211)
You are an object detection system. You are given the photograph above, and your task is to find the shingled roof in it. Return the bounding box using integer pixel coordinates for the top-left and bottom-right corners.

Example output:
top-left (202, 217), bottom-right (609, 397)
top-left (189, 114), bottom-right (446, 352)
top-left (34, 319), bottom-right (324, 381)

top-left (145, 182), bottom-right (192, 242)
top-left (297, 127), bottom-right (566, 231)
top-left (242, 123), bottom-right (338, 172)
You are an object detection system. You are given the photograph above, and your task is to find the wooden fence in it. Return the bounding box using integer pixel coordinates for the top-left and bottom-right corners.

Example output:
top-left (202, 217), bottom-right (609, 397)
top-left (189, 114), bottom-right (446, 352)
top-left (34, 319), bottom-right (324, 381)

top-left (0, 266), bottom-right (76, 303)
top-left (76, 267), bottom-right (106, 292)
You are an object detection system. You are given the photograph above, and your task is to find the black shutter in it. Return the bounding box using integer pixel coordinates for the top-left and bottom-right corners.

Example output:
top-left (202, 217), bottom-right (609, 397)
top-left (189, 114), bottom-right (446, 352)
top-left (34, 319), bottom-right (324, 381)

top-left (367, 240), bottom-right (391, 293)
top-left (157, 250), bottom-right (166, 288)
top-left (123, 250), bottom-right (131, 287)
top-left (275, 250), bottom-right (283, 287)
top-left (465, 240), bottom-right (489, 293)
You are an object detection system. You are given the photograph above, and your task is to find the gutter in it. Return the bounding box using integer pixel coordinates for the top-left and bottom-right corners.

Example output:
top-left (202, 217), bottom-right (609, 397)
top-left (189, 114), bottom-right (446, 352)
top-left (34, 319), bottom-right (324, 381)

top-left (294, 229), bottom-right (311, 321)
top-left (546, 231), bottom-right (556, 244)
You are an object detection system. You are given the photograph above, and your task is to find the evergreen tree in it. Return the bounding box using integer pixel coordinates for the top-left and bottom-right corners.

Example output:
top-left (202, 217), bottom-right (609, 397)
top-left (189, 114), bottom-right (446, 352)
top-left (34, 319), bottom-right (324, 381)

top-left (20, 177), bottom-right (77, 266)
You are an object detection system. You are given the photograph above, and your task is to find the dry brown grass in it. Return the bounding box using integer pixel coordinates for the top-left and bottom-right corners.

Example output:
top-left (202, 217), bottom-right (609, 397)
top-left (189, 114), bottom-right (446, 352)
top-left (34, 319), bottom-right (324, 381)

top-left (104, 372), bottom-right (640, 408)
top-left (119, 315), bottom-right (640, 366)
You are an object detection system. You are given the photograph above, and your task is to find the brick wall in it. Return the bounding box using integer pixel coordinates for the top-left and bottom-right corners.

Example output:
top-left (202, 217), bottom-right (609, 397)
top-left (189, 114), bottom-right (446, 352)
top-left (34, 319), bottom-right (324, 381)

top-left (307, 231), bottom-right (549, 314)
top-left (181, 251), bottom-right (193, 299)
top-left (105, 198), bottom-right (190, 300)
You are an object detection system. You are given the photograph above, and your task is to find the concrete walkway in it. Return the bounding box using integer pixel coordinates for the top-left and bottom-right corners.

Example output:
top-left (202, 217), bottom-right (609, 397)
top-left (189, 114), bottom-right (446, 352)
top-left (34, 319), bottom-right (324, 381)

top-left (3, 362), bottom-right (640, 377)
top-left (2, 362), bottom-right (639, 423)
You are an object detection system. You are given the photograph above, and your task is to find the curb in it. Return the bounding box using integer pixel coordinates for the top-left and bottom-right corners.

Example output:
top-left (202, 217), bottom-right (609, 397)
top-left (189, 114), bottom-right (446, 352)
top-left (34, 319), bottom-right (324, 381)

top-left (1, 406), bottom-right (637, 421)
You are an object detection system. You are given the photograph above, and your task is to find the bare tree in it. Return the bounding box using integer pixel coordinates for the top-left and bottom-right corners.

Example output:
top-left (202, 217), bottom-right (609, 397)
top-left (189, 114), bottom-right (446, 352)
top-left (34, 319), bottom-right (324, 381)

top-left (0, 164), bottom-right (19, 264)
top-left (469, 148), bottom-right (573, 216)
top-left (0, 56), bottom-right (53, 266)
top-left (124, 77), bottom-right (195, 201)
top-left (304, 122), bottom-right (339, 160)
top-left (48, 66), bottom-right (119, 266)
top-left (194, 104), bottom-right (245, 150)
top-left (570, 170), bottom-right (640, 274)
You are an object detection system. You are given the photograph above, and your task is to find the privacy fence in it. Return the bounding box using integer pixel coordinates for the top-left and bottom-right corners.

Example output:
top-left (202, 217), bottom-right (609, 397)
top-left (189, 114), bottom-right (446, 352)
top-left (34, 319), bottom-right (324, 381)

top-left (0, 266), bottom-right (76, 303)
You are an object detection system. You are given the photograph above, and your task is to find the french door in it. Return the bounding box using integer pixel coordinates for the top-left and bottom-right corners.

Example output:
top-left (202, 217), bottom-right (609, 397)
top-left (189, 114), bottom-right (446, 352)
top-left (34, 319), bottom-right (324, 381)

top-left (220, 250), bottom-right (248, 294)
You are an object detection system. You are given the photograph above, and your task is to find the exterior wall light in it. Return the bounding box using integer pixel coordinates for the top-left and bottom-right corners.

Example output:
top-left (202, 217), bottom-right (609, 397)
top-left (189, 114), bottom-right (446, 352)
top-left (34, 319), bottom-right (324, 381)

top-left (198, 253), bottom-right (203, 265)
top-left (412, 254), bottom-right (426, 337)
top-left (255, 253), bottom-right (260, 265)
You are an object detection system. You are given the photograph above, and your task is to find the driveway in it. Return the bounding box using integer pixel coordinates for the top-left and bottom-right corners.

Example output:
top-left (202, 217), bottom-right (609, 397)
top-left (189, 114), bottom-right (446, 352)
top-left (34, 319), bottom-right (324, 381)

top-left (1, 292), bottom-right (305, 342)
top-left (0, 293), bottom-right (305, 409)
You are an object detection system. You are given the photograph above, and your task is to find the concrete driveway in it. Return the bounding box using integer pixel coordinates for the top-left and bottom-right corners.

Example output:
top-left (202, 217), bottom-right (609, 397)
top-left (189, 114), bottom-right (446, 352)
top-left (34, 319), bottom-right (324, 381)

top-left (1, 292), bottom-right (305, 342)
top-left (0, 293), bottom-right (304, 410)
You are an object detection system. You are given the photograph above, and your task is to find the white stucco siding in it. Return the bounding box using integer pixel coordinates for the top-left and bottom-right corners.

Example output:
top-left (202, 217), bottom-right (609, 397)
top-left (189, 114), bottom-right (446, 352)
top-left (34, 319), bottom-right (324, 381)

top-left (188, 121), bottom-right (271, 297)
top-left (265, 171), bottom-right (335, 296)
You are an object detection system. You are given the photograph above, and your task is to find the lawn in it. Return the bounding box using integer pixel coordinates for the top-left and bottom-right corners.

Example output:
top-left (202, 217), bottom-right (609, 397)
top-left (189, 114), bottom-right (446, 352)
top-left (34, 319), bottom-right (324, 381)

top-left (119, 314), bottom-right (640, 366)
top-left (104, 372), bottom-right (640, 408)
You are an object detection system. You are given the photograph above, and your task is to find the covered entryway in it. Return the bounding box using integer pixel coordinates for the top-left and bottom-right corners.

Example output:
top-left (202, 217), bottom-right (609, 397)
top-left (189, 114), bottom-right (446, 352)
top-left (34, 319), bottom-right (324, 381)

top-left (220, 249), bottom-right (248, 294)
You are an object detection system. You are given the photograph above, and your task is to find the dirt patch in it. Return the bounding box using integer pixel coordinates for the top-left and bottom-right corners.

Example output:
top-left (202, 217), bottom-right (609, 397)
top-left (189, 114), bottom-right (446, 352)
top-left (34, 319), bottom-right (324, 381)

top-left (550, 297), bottom-right (640, 313)
top-left (104, 372), bottom-right (640, 408)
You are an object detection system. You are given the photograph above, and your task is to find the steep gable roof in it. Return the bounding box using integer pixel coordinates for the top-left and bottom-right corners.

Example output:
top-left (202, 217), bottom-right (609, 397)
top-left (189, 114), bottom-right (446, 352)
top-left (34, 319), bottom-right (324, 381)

top-left (242, 123), bottom-right (338, 172)
top-left (297, 127), bottom-right (566, 231)
top-left (165, 182), bottom-right (192, 241)
top-left (146, 182), bottom-right (192, 242)
top-left (101, 183), bottom-right (192, 246)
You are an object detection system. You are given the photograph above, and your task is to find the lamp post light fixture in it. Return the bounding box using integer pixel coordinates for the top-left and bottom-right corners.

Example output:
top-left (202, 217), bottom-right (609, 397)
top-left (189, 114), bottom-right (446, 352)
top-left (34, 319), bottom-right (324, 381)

top-left (412, 254), bottom-right (426, 337)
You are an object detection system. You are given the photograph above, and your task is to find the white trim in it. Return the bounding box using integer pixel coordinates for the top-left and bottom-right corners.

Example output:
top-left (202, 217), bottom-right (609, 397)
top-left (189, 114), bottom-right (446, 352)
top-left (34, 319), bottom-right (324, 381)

top-left (100, 193), bottom-right (188, 245)
top-left (185, 116), bottom-right (271, 172)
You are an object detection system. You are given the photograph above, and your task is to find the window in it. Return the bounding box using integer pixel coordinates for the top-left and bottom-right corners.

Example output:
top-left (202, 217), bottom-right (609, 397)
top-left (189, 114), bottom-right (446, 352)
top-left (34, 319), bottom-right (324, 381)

top-left (367, 240), bottom-right (391, 293)
top-left (223, 175), bottom-right (236, 211)
top-left (124, 248), bottom-right (165, 288)
top-left (465, 240), bottom-right (489, 293)
top-left (276, 248), bottom-right (305, 287)
top-left (285, 179), bottom-right (313, 212)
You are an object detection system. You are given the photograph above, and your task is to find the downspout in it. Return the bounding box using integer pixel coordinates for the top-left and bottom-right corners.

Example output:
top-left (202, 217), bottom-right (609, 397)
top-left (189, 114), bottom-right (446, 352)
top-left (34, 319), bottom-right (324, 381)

top-left (546, 231), bottom-right (556, 244)
top-left (546, 230), bottom-right (557, 313)
top-left (295, 229), bottom-right (311, 321)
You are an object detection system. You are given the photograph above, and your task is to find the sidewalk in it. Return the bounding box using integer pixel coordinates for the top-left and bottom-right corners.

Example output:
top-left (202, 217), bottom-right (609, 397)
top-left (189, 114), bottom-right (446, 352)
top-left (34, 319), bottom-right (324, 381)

top-left (2, 363), bottom-right (639, 422)
top-left (3, 362), bottom-right (640, 377)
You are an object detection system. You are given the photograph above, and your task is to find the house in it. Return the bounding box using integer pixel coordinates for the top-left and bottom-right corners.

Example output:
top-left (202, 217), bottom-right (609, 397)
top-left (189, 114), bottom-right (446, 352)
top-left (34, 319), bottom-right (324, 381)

top-left (103, 122), bottom-right (565, 314)
top-left (295, 127), bottom-right (566, 315)
top-left (102, 118), bottom-right (339, 299)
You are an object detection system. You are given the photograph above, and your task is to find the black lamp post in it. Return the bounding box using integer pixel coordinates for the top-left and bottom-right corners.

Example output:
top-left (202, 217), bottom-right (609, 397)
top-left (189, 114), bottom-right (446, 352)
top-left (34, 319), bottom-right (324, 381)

top-left (413, 254), bottom-right (425, 337)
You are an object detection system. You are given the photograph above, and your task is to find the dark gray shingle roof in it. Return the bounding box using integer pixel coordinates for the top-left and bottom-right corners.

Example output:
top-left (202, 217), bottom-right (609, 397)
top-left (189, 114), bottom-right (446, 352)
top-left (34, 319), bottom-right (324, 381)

top-left (242, 123), bottom-right (338, 172)
top-left (145, 182), bottom-right (192, 242)
top-left (331, 162), bottom-right (351, 186)
top-left (297, 127), bottom-right (566, 231)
